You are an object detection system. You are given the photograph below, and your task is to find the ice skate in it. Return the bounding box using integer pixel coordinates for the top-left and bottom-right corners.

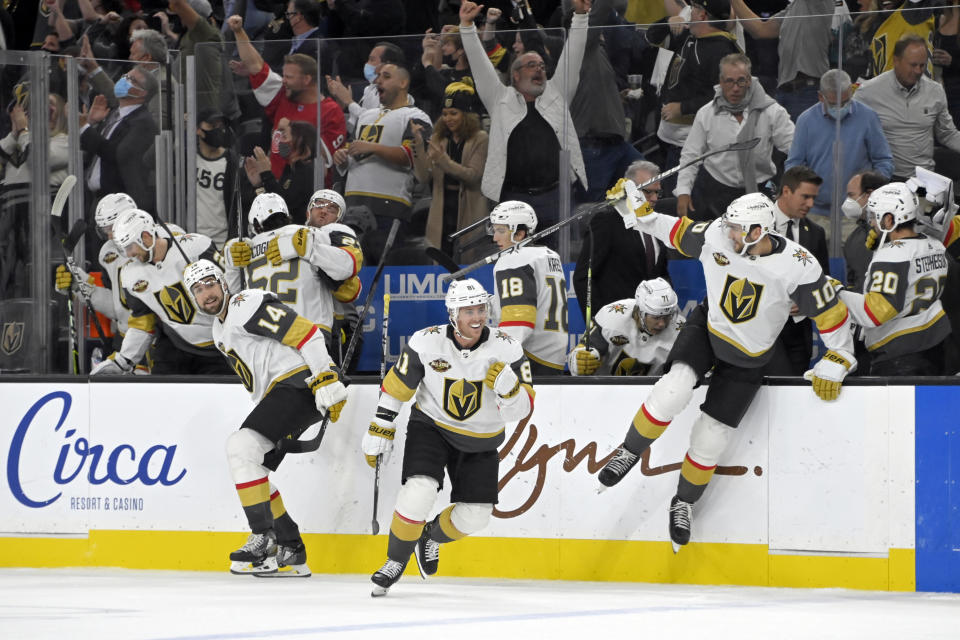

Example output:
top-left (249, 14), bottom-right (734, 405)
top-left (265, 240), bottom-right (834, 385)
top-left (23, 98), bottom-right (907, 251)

top-left (229, 531), bottom-right (278, 575)
top-left (370, 558), bottom-right (407, 597)
top-left (255, 540), bottom-right (311, 578)
top-left (414, 528), bottom-right (440, 578)
top-left (668, 496), bottom-right (692, 553)
top-left (597, 445), bottom-right (640, 490)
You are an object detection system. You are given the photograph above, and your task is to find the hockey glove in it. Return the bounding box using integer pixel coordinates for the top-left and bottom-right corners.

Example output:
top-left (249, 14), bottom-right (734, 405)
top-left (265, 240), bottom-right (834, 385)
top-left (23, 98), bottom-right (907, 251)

top-left (54, 264), bottom-right (73, 293)
top-left (803, 349), bottom-right (856, 402)
top-left (362, 421), bottom-right (395, 467)
top-left (333, 275), bottom-right (362, 303)
top-left (90, 352), bottom-right (135, 375)
top-left (266, 228), bottom-right (310, 266)
top-left (225, 239), bottom-right (252, 268)
top-left (607, 178), bottom-right (654, 230)
top-left (484, 361), bottom-right (521, 398)
top-left (308, 369), bottom-right (348, 422)
top-left (55, 264), bottom-right (94, 297)
top-left (865, 228), bottom-right (879, 250)
top-left (568, 345), bottom-right (601, 376)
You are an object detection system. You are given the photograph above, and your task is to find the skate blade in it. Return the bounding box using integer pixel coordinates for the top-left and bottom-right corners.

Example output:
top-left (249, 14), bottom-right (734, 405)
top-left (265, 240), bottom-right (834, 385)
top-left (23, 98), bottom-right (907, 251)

top-left (671, 541), bottom-right (683, 554)
top-left (230, 557), bottom-right (278, 575)
top-left (255, 563), bottom-right (311, 578)
top-left (371, 585), bottom-right (390, 597)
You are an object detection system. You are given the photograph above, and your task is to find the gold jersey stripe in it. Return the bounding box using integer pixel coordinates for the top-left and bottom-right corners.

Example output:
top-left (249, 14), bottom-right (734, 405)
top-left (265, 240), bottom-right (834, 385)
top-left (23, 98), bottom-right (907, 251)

top-left (263, 365), bottom-right (310, 399)
top-left (339, 245), bottom-right (364, 272)
top-left (812, 300), bottom-right (850, 333)
top-left (280, 317), bottom-right (317, 349)
top-left (431, 415), bottom-right (505, 440)
top-left (867, 309), bottom-right (946, 351)
top-left (383, 369), bottom-right (417, 402)
top-left (524, 351), bottom-right (564, 369)
top-left (863, 291), bottom-right (898, 326)
top-left (390, 512), bottom-right (425, 542)
top-left (438, 505), bottom-right (467, 541)
top-left (500, 304), bottom-right (537, 325)
top-left (707, 321), bottom-right (770, 357)
top-left (681, 454), bottom-right (717, 486)
top-left (668, 217), bottom-right (696, 257)
top-left (343, 190), bottom-right (411, 207)
top-left (128, 313), bottom-right (157, 333)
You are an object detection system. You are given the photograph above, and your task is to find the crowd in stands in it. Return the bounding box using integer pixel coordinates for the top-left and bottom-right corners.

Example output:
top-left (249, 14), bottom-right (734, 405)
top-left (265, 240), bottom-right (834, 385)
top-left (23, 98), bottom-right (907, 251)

top-left (1, 0), bottom-right (960, 375)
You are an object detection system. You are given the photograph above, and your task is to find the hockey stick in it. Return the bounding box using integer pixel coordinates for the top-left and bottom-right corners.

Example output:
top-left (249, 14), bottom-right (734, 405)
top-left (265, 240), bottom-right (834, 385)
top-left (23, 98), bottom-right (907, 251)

top-left (424, 246), bottom-right (461, 277)
top-left (371, 292), bottom-right (391, 535)
top-left (277, 218), bottom-right (403, 455)
top-left (50, 176), bottom-right (111, 372)
top-left (442, 137), bottom-right (762, 282)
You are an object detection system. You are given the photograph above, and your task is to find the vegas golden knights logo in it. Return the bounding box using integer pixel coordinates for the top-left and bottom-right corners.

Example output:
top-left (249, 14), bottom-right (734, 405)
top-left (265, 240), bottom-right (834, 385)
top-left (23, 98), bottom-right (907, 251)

top-left (358, 124), bottom-right (384, 144)
top-left (720, 274), bottom-right (764, 323)
top-left (155, 282), bottom-right (196, 324)
top-left (872, 33), bottom-right (887, 77)
top-left (443, 378), bottom-right (483, 421)
top-left (1, 322), bottom-right (25, 355)
top-left (226, 348), bottom-right (254, 392)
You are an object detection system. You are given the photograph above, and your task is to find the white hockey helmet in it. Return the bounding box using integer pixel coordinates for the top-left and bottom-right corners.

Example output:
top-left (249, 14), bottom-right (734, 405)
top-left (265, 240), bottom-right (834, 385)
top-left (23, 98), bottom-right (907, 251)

top-left (445, 278), bottom-right (491, 335)
top-left (635, 277), bottom-right (678, 332)
top-left (183, 259), bottom-right (229, 316)
top-left (489, 200), bottom-right (538, 242)
top-left (248, 192), bottom-right (290, 233)
top-left (867, 181), bottom-right (918, 236)
top-left (307, 189), bottom-right (346, 224)
top-left (113, 209), bottom-right (158, 262)
top-left (94, 192), bottom-right (137, 237)
top-left (722, 192), bottom-right (776, 255)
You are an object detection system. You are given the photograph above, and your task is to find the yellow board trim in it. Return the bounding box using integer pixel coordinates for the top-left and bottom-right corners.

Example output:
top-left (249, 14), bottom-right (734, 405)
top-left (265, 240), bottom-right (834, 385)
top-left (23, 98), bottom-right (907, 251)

top-left (868, 309), bottom-right (946, 351)
top-left (0, 531), bottom-right (915, 591)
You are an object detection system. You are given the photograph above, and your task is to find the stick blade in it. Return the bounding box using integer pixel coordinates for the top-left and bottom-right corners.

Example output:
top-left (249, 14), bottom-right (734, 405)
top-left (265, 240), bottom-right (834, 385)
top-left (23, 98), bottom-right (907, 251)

top-left (51, 174), bottom-right (78, 219)
top-left (727, 137), bottom-right (761, 152)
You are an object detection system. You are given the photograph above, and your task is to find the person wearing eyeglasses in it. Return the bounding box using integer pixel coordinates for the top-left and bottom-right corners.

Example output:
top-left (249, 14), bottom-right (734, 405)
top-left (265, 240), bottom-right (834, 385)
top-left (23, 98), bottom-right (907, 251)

top-left (675, 52), bottom-right (794, 222)
top-left (785, 69), bottom-right (893, 244)
top-left (458, 0), bottom-right (592, 253)
top-left (573, 160), bottom-right (673, 324)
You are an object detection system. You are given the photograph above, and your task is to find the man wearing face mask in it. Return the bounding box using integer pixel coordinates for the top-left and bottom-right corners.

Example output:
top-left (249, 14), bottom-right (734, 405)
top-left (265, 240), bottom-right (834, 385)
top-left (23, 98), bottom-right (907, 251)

top-left (196, 109), bottom-right (240, 248)
top-left (842, 170), bottom-right (889, 291)
top-left (785, 69), bottom-right (893, 237)
top-left (81, 65), bottom-right (160, 214)
top-left (326, 42), bottom-right (408, 136)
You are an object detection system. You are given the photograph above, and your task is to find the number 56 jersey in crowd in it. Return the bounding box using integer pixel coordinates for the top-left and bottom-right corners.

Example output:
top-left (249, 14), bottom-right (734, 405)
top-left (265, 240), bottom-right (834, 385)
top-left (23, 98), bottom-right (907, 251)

top-left (381, 325), bottom-right (534, 452)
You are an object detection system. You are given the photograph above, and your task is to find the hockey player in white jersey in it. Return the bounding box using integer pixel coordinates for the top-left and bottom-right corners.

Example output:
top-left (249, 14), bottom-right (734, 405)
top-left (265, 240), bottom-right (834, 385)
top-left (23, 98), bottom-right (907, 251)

top-left (184, 259), bottom-right (347, 577)
top-left (838, 182), bottom-right (951, 375)
top-left (91, 209), bottom-right (239, 375)
top-left (222, 192), bottom-right (362, 352)
top-left (597, 188), bottom-right (856, 552)
top-left (54, 193), bottom-right (185, 371)
top-left (568, 278), bottom-right (684, 376)
top-left (363, 278), bottom-right (534, 596)
top-left (489, 201), bottom-right (568, 375)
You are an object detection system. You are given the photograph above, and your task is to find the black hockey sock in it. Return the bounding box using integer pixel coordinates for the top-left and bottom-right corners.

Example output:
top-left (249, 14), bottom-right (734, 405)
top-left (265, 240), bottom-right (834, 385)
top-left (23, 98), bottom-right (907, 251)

top-left (241, 502), bottom-right (273, 534)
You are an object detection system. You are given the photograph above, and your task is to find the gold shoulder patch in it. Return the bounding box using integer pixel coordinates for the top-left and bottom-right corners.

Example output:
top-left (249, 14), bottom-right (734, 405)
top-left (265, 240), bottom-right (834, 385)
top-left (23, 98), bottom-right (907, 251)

top-left (610, 335), bottom-right (629, 346)
top-left (429, 358), bottom-right (452, 372)
top-left (424, 326), bottom-right (442, 335)
top-left (231, 293), bottom-right (247, 306)
top-left (713, 252), bottom-right (730, 266)
top-left (611, 303), bottom-right (628, 314)
top-left (103, 251), bottom-right (119, 264)
top-left (132, 279), bottom-right (149, 293)
top-left (792, 248), bottom-right (813, 265)
top-left (495, 330), bottom-right (513, 341)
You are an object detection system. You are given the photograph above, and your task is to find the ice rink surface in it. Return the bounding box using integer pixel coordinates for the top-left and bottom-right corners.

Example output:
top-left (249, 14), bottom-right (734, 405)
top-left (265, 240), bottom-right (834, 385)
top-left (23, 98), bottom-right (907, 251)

top-left (3, 568), bottom-right (959, 640)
